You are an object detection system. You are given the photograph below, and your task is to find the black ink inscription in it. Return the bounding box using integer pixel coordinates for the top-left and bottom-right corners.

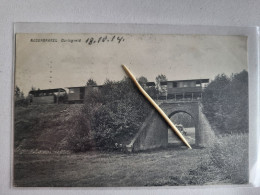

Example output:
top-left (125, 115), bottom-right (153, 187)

top-left (85, 35), bottom-right (125, 45)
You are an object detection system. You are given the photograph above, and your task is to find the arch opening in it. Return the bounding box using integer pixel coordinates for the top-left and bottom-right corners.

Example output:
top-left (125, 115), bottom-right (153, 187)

top-left (168, 111), bottom-right (196, 146)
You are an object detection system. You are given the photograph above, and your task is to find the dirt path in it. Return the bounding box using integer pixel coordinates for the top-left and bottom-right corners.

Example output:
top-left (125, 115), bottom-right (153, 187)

top-left (14, 147), bottom-right (210, 187)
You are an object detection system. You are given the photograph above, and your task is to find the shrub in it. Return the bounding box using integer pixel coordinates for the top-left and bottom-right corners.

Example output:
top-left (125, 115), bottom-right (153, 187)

top-left (68, 77), bottom-right (153, 151)
top-left (202, 70), bottom-right (248, 134)
top-left (92, 78), bottom-right (152, 149)
top-left (67, 103), bottom-right (97, 152)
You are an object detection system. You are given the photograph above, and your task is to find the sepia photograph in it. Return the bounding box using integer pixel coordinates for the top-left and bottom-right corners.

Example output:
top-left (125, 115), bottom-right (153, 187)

top-left (14, 33), bottom-right (248, 187)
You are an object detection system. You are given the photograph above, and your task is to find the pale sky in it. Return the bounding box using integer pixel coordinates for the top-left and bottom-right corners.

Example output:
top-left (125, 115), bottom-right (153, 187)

top-left (15, 33), bottom-right (247, 95)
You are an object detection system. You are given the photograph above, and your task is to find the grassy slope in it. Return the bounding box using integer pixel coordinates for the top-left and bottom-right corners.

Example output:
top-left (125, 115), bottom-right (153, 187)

top-left (14, 104), bottom-right (83, 151)
top-left (14, 103), bottom-right (142, 152)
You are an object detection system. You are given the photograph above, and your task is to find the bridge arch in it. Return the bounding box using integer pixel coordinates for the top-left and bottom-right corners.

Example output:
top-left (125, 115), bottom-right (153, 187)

top-left (168, 110), bottom-right (195, 120)
top-left (126, 101), bottom-right (215, 152)
top-left (168, 111), bottom-right (197, 146)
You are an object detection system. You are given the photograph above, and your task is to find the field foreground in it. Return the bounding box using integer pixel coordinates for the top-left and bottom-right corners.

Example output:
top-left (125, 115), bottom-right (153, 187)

top-left (14, 104), bottom-right (248, 187)
top-left (14, 147), bottom-right (231, 187)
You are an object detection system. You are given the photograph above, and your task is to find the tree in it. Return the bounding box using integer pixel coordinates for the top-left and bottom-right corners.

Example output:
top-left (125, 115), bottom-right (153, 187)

top-left (202, 71), bottom-right (248, 134)
top-left (92, 77), bottom-right (152, 149)
top-left (15, 86), bottom-right (21, 100)
top-left (137, 76), bottom-right (148, 87)
top-left (15, 85), bottom-right (27, 106)
top-left (86, 78), bottom-right (97, 86)
top-left (137, 76), bottom-right (157, 98)
top-left (155, 74), bottom-right (167, 95)
top-left (69, 77), bottom-right (153, 151)
top-left (224, 70), bottom-right (248, 133)
top-left (202, 74), bottom-right (231, 132)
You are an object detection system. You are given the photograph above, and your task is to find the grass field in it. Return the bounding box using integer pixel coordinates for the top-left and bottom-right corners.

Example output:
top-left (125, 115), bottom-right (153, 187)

top-left (14, 146), bottom-right (229, 187)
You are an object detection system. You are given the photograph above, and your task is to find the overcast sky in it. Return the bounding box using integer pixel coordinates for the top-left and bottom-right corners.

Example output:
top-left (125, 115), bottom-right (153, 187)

top-left (15, 33), bottom-right (247, 94)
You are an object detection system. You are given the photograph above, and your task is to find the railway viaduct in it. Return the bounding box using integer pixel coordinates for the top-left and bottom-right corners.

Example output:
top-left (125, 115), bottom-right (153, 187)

top-left (126, 101), bottom-right (215, 152)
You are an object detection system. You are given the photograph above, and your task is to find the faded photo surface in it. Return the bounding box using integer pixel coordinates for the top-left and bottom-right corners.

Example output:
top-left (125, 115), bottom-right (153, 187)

top-left (14, 33), bottom-right (248, 187)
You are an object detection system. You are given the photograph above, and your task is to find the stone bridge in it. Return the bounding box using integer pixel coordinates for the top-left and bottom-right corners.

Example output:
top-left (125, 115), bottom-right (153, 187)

top-left (126, 101), bottom-right (215, 152)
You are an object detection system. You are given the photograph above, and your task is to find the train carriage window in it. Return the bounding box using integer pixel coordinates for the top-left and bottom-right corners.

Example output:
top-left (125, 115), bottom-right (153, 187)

top-left (196, 80), bottom-right (201, 87)
top-left (69, 89), bottom-right (75, 94)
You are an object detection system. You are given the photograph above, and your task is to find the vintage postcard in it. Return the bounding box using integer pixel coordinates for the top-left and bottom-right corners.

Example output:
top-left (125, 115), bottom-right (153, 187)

top-left (14, 33), bottom-right (248, 187)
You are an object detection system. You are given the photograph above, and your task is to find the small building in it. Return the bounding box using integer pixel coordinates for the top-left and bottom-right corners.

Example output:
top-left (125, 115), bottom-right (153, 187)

top-left (28, 88), bottom-right (67, 104)
top-left (160, 79), bottom-right (209, 101)
top-left (67, 85), bottom-right (103, 103)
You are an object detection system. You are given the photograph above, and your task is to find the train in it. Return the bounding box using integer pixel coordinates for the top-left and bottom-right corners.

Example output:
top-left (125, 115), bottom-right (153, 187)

top-left (28, 86), bottom-right (103, 104)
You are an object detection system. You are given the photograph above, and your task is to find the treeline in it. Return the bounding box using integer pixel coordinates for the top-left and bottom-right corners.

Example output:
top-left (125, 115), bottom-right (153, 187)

top-left (202, 70), bottom-right (248, 134)
top-left (68, 78), bottom-right (153, 152)
top-left (14, 86), bottom-right (29, 106)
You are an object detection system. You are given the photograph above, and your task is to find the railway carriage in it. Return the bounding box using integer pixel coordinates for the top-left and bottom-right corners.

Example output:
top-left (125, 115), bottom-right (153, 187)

top-left (28, 88), bottom-right (67, 104)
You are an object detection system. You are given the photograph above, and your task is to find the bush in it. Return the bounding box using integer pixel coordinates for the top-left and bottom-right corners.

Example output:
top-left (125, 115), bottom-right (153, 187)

top-left (202, 70), bottom-right (248, 134)
top-left (93, 78), bottom-right (152, 150)
top-left (67, 103), bottom-right (97, 152)
top-left (68, 78), bottom-right (153, 151)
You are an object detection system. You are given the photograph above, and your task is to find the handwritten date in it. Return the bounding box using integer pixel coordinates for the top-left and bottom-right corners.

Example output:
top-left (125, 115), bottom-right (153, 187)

top-left (85, 35), bottom-right (125, 45)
